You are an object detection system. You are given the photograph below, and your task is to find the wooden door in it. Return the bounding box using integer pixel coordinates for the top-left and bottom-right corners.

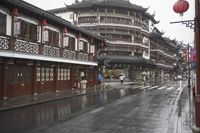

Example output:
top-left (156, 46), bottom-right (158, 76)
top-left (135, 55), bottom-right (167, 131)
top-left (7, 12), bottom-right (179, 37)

top-left (39, 67), bottom-right (55, 93)
top-left (57, 68), bottom-right (72, 90)
top-left (7, 65), bottom-right (33, 97)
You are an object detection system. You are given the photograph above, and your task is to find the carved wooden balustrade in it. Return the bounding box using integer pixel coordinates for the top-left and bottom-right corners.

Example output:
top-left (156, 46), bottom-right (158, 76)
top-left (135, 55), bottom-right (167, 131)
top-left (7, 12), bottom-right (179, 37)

top-left (0, 36), bottom-right (96, 62)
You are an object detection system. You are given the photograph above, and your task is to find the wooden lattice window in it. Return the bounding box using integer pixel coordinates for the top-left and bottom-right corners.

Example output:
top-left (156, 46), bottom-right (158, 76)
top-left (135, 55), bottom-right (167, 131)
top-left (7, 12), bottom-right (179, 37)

top-left (48, 30), bottom-right (59, 46)
top-left (45, 68), bottom-right (50, 81)
top-left (67, 69), bottom-right (71, 80)
top-left (41, 67), bottom-right (45, 81)
top-left (36, 67), bottom-right (40, 81)
top-left (69, 37), bottom-right (75, 51)
top-left (83, 41), bottom-right (88, 53)
top-left (50, 68), bottom-right (54, 81)
top-left (18, 20), bottom-right (37, 42)
top-left (57, 68), bottom-right (70, 81)
top-left (57, 68), bottom-right (60, 80)
top-left (0, 12), bottom-right (6, 35)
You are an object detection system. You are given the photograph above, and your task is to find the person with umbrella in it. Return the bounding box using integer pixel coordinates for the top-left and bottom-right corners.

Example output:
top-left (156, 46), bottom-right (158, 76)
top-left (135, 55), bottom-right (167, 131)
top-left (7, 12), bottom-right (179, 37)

top-left (142, 71), bottom-right (147, 86)
top-left (120, 73), bottom-right (125, 86)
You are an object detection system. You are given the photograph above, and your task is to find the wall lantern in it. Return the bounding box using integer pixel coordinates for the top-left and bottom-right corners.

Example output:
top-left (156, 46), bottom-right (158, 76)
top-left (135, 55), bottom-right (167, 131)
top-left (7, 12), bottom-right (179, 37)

top-left (90, 37), bottom-right (93, 43)
top-left (173, 0), bottom-right (189, 16)
top-left (63, 27), bottom-right (68, 33)
top-left (77, 32), bottom-right (82, 38)
top-left (12, 8), bottom-right (19, 17)
top-left (39, 19), bottom-right (47, 26)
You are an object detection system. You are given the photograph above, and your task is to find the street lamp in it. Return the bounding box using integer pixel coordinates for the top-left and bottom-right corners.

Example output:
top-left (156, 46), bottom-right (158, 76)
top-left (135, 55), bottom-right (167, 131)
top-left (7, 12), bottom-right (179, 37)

top-left (172, 0), bottom-right (200, 132)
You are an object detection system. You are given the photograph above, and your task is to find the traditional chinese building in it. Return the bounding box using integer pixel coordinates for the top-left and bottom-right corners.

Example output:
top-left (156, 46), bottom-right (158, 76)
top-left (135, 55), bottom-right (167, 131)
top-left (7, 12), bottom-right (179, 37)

top-left (0, 0), bottom-right (105, 98)
top-left (150, 28), bottom-right (178, 81)
top-left (49, 0), bottom-right (159, 81)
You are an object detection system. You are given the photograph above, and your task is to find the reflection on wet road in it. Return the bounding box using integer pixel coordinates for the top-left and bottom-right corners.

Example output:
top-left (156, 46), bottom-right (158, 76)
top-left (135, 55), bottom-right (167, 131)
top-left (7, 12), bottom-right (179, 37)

top-left (0, 82), bottom-right (184, 133)
top-left (0, 86), bottom-right (142, 133)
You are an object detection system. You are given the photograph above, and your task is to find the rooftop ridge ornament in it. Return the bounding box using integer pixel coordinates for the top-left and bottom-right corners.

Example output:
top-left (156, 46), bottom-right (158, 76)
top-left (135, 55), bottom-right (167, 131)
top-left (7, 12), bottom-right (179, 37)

top-left (173, 0), bottom-right (189, 16)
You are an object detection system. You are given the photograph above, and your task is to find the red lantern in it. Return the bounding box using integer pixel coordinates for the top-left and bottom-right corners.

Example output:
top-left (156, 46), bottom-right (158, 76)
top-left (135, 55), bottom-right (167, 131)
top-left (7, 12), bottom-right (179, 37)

top-left (39, 19), bottom-right (47, 26)
top-left (12, 8), bottom-right (19, 16)
top-left (173, 0), bottom-right (189, 16)
top-left (90, 37), bottom-right (93, 43)
top-left (77, 32), bottom-right (81, 38)
top-left (63, 27), bottom-right (68, 33)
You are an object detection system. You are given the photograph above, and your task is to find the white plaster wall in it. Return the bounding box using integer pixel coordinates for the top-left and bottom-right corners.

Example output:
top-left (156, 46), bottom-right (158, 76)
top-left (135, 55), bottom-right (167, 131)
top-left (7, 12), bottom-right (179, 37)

top-left (7, 15), bottom-right (12, 36)
top-left (56, 12), bottom-right (74, 23)
top-left (16, 16), bottom-right (38, 25)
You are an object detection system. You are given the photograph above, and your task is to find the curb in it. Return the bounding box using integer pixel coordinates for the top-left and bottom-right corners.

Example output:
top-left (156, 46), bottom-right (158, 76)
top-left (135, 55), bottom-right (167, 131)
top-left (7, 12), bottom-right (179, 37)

top-left (0, 89), bottom-right (101, 112)
top-left (168, 84), bottom-right (188, 133)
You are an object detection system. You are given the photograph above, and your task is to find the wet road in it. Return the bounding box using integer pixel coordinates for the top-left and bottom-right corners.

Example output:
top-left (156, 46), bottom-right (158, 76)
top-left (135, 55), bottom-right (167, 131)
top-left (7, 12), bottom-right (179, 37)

top-left (0, 82), bottom-right (185, 133)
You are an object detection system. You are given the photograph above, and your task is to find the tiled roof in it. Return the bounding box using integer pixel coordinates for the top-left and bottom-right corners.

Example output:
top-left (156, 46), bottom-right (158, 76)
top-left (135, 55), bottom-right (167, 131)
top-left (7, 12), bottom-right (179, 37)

top-left (0, 0), bottom-right (104, 41)
top-left (67, 0), bottom-right (147, 12)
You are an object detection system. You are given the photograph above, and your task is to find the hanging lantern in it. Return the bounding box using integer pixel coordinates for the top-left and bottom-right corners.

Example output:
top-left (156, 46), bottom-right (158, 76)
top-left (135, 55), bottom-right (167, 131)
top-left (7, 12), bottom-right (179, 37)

top-left (77, 32), bottom-right (81, 38)
top-left (12, 8), bottom-right (19, 16)
top-left (173, 0), bottom-right (189, 16)
top-left (63, 27), bottom-right (68, 33)
top-left (90, 37), bottom-right (93, 43)
top-left (39, 19), bottom-right (47, 26)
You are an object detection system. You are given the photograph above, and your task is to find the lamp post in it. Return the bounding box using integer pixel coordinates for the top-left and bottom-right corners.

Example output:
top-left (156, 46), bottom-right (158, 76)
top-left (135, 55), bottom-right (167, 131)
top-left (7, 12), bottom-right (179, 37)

top-left (172, 0), bottom-right (200, 132)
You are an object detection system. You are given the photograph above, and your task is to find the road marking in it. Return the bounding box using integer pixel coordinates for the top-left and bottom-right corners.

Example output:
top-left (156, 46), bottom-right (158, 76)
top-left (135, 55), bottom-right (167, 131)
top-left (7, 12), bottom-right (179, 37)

top-left (90, 107), bottom-right (104, 114)
top-left (140, 85), bottom-right (151, 89)
top-left (148, 86), bottom-right (159, 90)
top-left (167, 87), bottom-right (174, 90)
top-left (177, 87), bottom-right (182, 91)
top-left (131, 85), bottom-right (144, 89)
top-left (157, 86), bottom-right (167, 90)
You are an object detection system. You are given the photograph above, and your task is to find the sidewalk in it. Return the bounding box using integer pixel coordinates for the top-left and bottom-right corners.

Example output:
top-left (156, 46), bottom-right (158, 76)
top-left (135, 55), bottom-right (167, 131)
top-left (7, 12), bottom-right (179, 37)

top-left (172, 84), bottom-right (193, 133)
top-left (0, 87), bottom-right (101, 112)
top-left (0, 81), bottom-right (140, 112)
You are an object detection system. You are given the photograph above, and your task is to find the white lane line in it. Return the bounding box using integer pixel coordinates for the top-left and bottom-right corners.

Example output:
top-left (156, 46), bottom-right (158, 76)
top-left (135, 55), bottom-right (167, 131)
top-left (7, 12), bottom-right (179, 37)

top-left (140, 85), bottom-right (151, 89)
top-left (148, 86), bottom-right (159, 90)
top-left (177, 87), bottom-right (182, 91)
top-left (167, 87), bottom-right (174, 90)
top-left (157, 86), bottom-right (167, 90)
top-left (131, 85), bottom-right (144, 89)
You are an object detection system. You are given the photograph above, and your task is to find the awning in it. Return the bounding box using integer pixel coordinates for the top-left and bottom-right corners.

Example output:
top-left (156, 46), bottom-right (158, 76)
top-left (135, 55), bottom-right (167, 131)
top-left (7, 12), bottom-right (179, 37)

top-left (98, 55), bottom-right (155, 66)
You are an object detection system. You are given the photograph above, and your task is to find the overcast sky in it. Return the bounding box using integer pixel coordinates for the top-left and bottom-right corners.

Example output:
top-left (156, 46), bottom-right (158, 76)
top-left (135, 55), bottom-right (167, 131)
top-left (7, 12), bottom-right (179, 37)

top-left (25, 0), bottom-right (195, 45)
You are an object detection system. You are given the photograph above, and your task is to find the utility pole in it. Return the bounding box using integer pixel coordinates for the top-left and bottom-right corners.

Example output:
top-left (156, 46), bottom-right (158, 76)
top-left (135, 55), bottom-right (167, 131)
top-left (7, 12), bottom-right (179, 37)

top-left (188, 44), bottom-right (191, 89)
top-left (193, 0), bottom-right (200, 132)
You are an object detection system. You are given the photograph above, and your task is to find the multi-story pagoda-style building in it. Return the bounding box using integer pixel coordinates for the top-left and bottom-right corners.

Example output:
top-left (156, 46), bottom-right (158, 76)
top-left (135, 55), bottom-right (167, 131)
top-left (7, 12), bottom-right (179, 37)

top-left (49, 0), bottom-right (159, 81)
top-left (150, 28), bottom-right (178, 82)
top-left (0, 0), bottom-right (105, 98)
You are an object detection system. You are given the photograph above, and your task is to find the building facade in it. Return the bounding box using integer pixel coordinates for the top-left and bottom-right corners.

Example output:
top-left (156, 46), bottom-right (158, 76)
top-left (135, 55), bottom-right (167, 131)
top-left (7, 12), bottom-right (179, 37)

top-left (49, 0), bottom-right (160, 81)
top-left (49, 0), bottom-right (179, 82)
top-left (150, 28), bottom-right (178, 82)
top-left (0, 0), bottom-right (105, 98)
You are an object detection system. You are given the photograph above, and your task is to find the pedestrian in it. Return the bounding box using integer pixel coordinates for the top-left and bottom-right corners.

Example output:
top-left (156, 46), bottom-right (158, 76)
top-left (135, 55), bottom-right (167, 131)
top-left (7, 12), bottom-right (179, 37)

top-left (120, 74), bottom-right (124, 86)
top-left (143, 74), bottom-right (146, 86)
top-left (98, 73), bottom-right (104, 90)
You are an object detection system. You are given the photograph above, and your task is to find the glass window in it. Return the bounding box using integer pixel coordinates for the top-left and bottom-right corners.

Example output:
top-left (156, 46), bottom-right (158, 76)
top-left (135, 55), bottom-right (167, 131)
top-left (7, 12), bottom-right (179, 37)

top-left (67, 69), bottom-right (71, 80)
top-left (17, 20), bottom-right (37, 42)
top-left (41, 68), bottom-right (45, 81)
top-left (50, 68), bottom-right (54, 81)
top-left (36, 67), bottom-right (40, 81)
top-left (0, 12), bottom-right (6, 35)
top-left (45, 68), bottom-right (50, 81)
top-left (48, 30), bottom-right (59, 46)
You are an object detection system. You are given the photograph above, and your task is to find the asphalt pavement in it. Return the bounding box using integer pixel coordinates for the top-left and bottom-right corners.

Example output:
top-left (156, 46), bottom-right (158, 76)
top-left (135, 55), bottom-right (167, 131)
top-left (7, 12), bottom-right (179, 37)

top-left (0, 80), bottom-right (193, 133)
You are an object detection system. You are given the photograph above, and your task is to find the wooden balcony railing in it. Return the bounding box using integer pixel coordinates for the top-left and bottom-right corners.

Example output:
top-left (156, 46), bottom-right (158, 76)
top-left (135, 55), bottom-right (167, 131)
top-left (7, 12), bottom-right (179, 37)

top-left (0, 36), bottom-right (96, 62)
top-left (0, 36), bottom-right (9, 50)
